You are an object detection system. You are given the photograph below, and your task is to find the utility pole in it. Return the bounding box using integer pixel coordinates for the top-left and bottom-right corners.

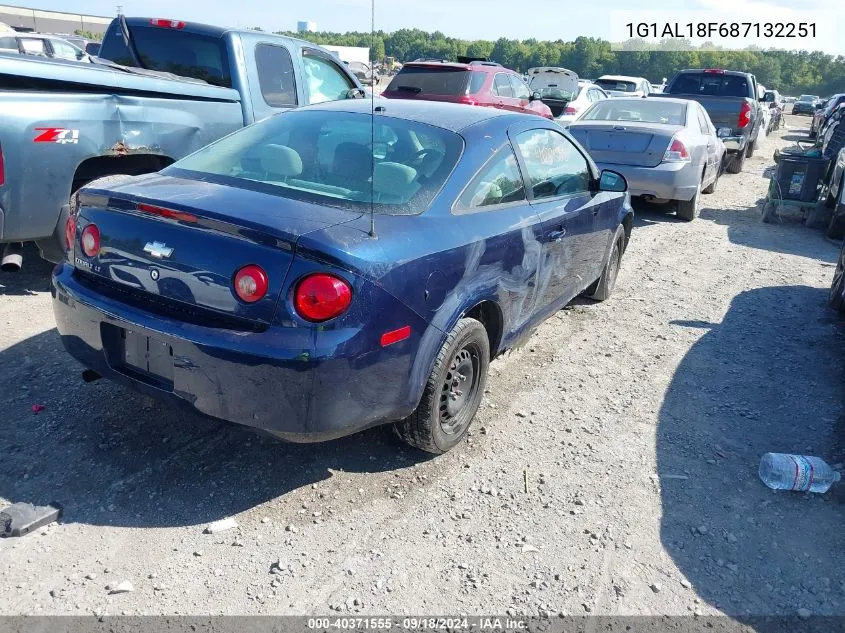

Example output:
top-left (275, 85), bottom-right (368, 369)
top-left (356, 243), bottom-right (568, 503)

top-left (116, 5), bottom-right (123, 15)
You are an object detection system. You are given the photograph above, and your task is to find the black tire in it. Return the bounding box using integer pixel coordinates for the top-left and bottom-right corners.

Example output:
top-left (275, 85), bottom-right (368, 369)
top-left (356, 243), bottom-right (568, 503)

top-left (829, 242), bottom-right (845, 313)
top-left (725, 150), bottom-right (746, 174)
top-left (702, 167), bottom-right (720, 194)
top-left (676, 182), bottom-right (701, 222)
top-left (393, 318), bottom-right (489, 454)
top-left (745, 138), bottom-right (756, 157)
top-left (761, 201), bottom-right (778, 224)
top-left (586, 229), bottom-right (625, 302)
top-left (826, 206), bottom-right (845, 240)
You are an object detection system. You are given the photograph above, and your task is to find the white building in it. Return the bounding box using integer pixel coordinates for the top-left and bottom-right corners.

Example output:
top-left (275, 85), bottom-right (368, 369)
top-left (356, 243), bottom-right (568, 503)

top-left (297, 21), bottom-right (317, 33)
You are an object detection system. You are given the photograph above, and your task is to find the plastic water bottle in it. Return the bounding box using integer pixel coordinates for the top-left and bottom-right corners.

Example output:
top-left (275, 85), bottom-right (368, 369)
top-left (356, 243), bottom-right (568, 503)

top-left (759, 453), bottom-right (841, 493)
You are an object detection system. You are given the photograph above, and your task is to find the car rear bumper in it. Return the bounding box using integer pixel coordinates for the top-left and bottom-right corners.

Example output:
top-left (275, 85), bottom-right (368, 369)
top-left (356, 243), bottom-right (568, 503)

top-left (593, 160), bottom-right (701, 201)
top-left (51, 262), bottom-right (424, 441)
top-left (720, 135), bottom-right (748, 152)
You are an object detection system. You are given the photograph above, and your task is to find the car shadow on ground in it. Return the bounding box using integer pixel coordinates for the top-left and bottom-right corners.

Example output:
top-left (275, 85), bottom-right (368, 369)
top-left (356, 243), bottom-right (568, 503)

top-left (699, 208), bottom-right (841, 263)
top-left (0, 324), bottom-right (433, 530)
top-left (658, 285), bottom-right (845, 619)
top-left (0, 244), bottom-right (54, 296)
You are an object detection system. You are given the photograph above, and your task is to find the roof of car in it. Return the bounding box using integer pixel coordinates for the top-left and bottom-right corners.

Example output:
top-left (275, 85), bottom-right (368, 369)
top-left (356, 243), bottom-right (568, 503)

top-left (304, 98), bottom-right (516, 132)
top-left (400, 59), bottom-right (509, 73)
top-left (618, 96), bottom-right (692, 106)
top-left (597, 75), bottom-right (647, 82)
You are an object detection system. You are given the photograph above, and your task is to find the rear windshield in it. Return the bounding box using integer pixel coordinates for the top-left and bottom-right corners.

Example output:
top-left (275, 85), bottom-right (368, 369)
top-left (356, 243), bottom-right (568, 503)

top-left (667, 73), bottom-right (750, 98)
top-left (98, 24), bottom-right (231, 87)
top-left (386, 66), bottom-right (471, 96)
top-left (165, 110), bottom-right (463, 216)
top-left (595, 79), bottom-right (637, 92)
top-left (798, 95), bottom-right (818, 102)
top-left (582, 100), bottom-right (687, 125)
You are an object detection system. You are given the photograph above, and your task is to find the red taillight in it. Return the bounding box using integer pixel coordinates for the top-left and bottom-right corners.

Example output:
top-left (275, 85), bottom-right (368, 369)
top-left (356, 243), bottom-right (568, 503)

top-left (149, 18), bottom-right (186, 29)
top-left (294, 273), bottom-right (352, 322)
top-left (80, 224), bottom-right (100, 257)
top-left (65, 214), bottom-right (77, 250)
top-left (564, 105), bottom-right (579, 114)
top-left (704, 68), bottom-right (725, 74)
top-left (137, 202), bottom-right (197, 223)
top-left (0, 142), bottom-right (4, 186)
top-left (233, 265), bottom-right (269, 304)
top-left (663, 138), bottom-right (690, 162)
top-left (738, 102), bottom-right (752, 128)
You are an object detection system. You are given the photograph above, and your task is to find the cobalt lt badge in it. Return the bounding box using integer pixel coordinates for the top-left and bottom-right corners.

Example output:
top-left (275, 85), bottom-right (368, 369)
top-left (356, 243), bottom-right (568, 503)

top-left (150, 268), bottom-right (160, 281)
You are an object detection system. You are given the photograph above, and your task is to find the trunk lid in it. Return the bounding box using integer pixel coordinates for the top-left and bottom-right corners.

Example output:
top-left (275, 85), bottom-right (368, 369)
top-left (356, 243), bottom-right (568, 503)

top-left (72, 173), bottom-right (361, 327)
top-left (527, 67), bottom-right (579, 117)
top-left (568, 122), bottom-right (680, 167)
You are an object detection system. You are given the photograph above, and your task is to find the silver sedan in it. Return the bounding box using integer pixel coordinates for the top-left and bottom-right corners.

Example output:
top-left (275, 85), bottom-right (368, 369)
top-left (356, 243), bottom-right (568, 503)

top-left (566, 97), bottom-right (726, 221)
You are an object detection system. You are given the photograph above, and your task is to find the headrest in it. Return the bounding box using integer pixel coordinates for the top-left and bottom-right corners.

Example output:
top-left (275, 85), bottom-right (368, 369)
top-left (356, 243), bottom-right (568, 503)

top-left (259, 144), bottom-right (303, 178)
top-left (373, 162), bottom-right (417, 199)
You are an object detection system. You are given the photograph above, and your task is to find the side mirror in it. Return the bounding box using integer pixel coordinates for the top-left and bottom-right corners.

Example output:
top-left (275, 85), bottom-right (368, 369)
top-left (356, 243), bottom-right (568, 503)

top-left (346, 88), bottom-right (366, 100)
top-left (530, 90), bottom-right (542, 101)
top-left (598, 170), bottom-right (627, 193)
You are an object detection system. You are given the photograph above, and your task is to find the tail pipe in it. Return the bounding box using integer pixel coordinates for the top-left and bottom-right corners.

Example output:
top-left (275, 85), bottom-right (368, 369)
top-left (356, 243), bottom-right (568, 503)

top-left (1, 242), bottom-right (23, 272)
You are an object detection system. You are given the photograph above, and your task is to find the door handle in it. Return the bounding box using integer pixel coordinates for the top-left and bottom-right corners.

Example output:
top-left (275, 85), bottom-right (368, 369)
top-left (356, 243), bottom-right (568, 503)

top-left (548, 228), bottom-right (566, 241)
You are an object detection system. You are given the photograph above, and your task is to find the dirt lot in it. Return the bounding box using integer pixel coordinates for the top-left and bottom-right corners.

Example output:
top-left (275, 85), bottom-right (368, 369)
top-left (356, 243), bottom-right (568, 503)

top-left (1, 113), bottom-right (843, 619)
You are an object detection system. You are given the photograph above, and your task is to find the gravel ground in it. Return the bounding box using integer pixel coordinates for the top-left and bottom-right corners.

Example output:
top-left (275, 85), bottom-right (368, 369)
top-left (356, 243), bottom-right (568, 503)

top-left (0, 113), bottom-right (843, 618)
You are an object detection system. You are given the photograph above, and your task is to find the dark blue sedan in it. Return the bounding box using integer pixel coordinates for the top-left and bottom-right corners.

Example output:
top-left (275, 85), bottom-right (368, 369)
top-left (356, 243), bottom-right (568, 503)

top-left (52, 99), bottom-right (633, 454)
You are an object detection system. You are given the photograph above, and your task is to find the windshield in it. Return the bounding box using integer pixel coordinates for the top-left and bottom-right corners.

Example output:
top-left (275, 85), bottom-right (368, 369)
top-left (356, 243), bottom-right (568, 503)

top-left (798, 95), bottom-right (818, 102)
top-left (582, 100), bottom-right (687, 125)
top-left (385, 67), bottom-right (471, 96)
top-left (595, 79), bottom-right (637, 92)
top-left (98, 24), bottom-right (231, 87)
top-left (165, 110), bottom-right (463, 215)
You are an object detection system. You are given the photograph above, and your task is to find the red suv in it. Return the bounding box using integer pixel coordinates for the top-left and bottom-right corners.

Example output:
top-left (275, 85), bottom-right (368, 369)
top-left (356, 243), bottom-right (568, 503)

top-left (382, 59), bottom-right (553, 119)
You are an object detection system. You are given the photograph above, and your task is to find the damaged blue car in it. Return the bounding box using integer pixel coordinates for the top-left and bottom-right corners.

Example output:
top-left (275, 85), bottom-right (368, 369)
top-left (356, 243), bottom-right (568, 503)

top-left (52, 99), bottom-right (633, 453)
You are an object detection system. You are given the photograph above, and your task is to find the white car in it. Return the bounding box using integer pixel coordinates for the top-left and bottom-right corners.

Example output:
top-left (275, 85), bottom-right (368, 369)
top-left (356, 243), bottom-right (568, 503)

top-left (594, 75), bottom-right (652, 98)
top-left (556, 80), bottom-right (610, 123)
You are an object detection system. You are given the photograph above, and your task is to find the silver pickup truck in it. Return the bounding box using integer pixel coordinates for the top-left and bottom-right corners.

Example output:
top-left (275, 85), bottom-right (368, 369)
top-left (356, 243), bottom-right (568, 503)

top-left (0, 17), bottom-right (364, 270)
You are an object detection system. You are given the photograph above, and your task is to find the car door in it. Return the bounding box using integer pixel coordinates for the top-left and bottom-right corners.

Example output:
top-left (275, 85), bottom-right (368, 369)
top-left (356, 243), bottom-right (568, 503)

top-left (694, 104), bottom-right (719, 184)
top-left (300, 47), bottom-right (357, 105)
top-left (493, 72), bottom-right (518, 112)
top-left (452, 144), bottom-right (546, 343)
top-left (511, 127), bottom-right (602, 313)
top-left (18, 37), bottom-right (48, 57)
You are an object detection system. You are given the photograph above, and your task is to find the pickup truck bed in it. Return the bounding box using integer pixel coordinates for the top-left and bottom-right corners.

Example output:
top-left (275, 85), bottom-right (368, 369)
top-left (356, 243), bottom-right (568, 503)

top-left (0, 17), bottom-right (363, 268)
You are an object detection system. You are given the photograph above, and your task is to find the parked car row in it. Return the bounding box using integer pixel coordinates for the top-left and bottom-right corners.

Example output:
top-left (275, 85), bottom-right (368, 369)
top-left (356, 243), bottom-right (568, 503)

top-left (0, 14), bottom-right (802, 456)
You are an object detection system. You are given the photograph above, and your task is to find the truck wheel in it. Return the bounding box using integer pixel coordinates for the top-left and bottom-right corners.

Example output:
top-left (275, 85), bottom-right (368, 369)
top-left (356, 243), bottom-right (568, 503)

top-left (725, 151), bottom-right (746, 174)
top-left (745, 138), bottom-right (756, 157)
top-left (761, 201), bottom-right (778, 223)
top-left (829, 243), bottom-right (845, 313)
top-left (676, 183), bottom-right (701, 222)
top-left (393, 318), bottom-right (489, 454)
top-left (826, 206), bottom-right (845, 239)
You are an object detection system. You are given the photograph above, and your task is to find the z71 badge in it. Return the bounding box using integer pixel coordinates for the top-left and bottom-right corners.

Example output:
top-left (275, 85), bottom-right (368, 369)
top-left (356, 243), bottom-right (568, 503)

top-left (34, 127), bottom-right (80, 144)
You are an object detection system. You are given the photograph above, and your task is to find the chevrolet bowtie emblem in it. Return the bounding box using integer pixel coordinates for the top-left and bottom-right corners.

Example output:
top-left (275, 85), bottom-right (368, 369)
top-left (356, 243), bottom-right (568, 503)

top-left (143, 241), bottom-right (174, 259)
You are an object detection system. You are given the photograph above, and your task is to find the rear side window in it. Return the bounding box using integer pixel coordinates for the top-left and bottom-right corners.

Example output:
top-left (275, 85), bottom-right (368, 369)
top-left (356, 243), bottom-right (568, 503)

top-left (595, 79), bottom-right (637, 92)
top-left (301, 49), bottom-right (355, 104)
top-left (455, 146), bottom-right (526, 212)
top-left (667, 73), bottom-right (750, 98)
top-left (468, 71), bottom-right (486, 94)
top-left (509, 75), bottom-right (530, 100)
top-left (494, 73), bottom-right (514, 97)
top-left (386, 66), bottom-right (470, 96)
top-left (0, 37), bottom-right (17, 51)
top-left (98, 24), bottom-right (232, 87)
top-left (696, 106), bottom-right (711, 134)
top-left (256, 44), bottom-right (297, 107)
top-left (19, 38), bottom-right (47, 56)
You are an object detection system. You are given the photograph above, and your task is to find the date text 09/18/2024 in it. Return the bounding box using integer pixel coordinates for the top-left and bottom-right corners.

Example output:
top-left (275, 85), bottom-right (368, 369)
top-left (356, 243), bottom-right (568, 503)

top-left (306, 618), bottom-right (527, 630)
top-left (625, 22), bottom-right (816, 39)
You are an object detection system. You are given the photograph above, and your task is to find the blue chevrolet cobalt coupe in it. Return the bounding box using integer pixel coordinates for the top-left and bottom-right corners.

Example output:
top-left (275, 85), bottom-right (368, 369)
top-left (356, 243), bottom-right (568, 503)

top-left (52, 99), bottom-right (633, 453)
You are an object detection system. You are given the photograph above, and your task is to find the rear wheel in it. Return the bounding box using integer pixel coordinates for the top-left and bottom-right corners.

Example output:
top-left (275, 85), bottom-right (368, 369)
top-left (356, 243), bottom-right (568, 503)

top-left (676, 183), bottom-right (701, 222)
top-left (829, 242), bottom-right (845, 313)
top-left (393, 318), bottom-right (489, 454)
top-left (725, 150), bottom-right (746, 174)
top-left (745, 138), bottom-right (756, 157)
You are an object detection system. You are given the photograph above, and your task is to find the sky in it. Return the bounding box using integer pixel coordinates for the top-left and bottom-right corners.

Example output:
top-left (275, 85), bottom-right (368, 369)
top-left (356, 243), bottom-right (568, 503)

top-left (27, 0), bottom-right (845, 54)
